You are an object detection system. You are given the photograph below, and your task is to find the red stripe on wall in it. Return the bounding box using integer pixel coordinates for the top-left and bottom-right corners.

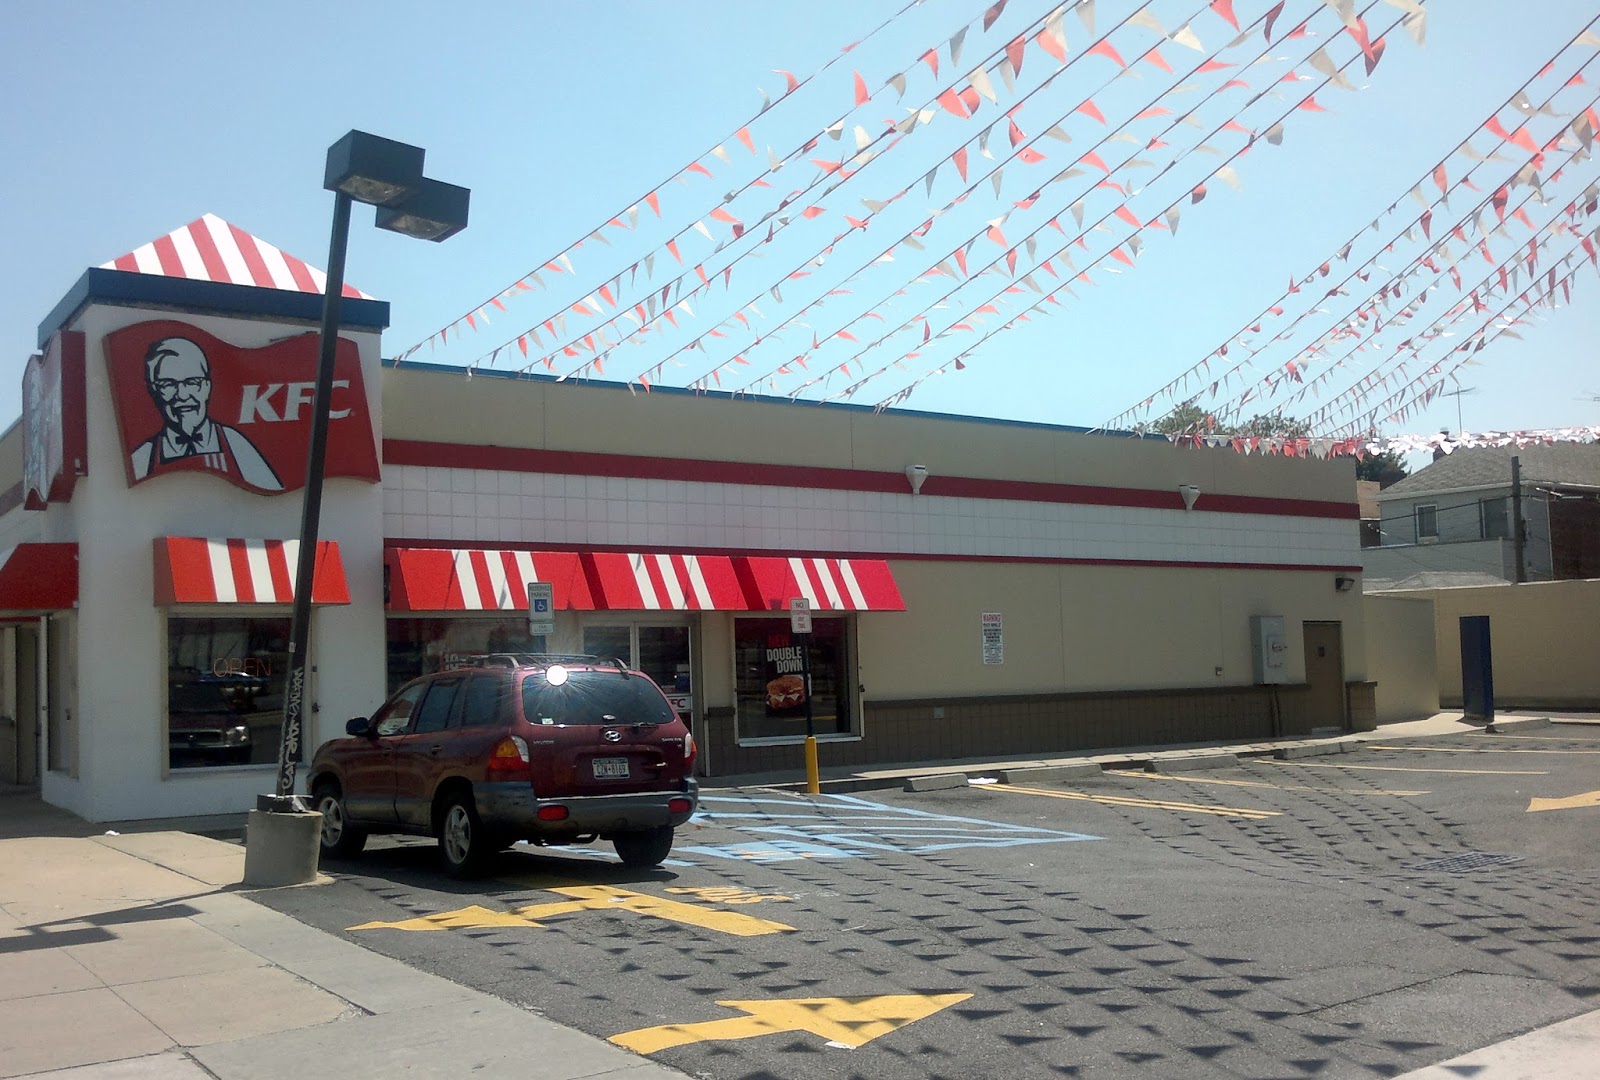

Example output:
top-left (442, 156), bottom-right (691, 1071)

top-left (382, 440), bottom-right (1356, 520)
top-left (225, 540), bottom-right (256, 603)
top-left (281, 252), bottom-right (319, 294)
top-left (113, 253), bottom-right (140, 272)
top-left (267, 541), bottom-right (294, 602)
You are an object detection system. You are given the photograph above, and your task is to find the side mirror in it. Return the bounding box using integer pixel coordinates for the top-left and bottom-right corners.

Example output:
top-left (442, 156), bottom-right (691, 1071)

top-left (346, 717), bottom-right (373, 737)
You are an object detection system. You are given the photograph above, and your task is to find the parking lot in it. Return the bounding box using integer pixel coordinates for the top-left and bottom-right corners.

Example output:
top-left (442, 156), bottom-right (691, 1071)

top-left (255, 725), bottom-right (1600, 1080)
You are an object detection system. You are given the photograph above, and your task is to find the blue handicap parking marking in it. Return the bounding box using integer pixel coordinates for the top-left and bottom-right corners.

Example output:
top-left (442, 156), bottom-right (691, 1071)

top-left (686, 791), bottom-right (1100, 863)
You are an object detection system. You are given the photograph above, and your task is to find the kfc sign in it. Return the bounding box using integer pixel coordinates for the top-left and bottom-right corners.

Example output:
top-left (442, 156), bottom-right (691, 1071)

top-left (23, 330), bottom-right (88, 510)
top-left (105, 321), bottom-right (379, 495)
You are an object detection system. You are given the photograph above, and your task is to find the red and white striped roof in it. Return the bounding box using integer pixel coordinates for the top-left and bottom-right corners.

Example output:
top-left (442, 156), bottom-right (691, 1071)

top-left (739, 556), bottom-right (906, 611)
top-left (386, 548), bottom-right (594, 612)
top-left (102, 214), bottom-right (372, 300)
top-left (153, 538), bottom-right (350, 605)
top-left (584, 552), bottom-right (748, 611)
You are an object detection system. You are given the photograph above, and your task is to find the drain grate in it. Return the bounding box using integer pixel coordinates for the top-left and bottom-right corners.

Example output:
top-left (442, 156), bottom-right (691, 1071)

top-left (1406, 852), bottom-right (1524, 874)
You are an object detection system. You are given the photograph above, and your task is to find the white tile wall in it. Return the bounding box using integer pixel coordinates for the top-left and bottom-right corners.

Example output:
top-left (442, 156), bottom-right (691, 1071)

top-left (381, 464), bottom-right (1357, 567)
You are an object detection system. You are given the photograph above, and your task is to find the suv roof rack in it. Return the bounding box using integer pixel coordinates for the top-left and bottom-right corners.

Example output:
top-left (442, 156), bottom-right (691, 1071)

top-left (447, 652), bottom-right (633, 672)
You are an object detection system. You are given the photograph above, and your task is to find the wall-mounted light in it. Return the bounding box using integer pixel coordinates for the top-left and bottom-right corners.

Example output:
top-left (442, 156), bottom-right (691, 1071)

top-left (1334, 574), bottom-right (1357, 593)
top-left (906, 464), bottom-right (928, 495)
top-left (1178, 483), bottom-right (1201, 511)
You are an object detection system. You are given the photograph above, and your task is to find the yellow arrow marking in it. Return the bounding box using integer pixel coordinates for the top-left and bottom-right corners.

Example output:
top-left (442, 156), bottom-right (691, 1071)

top-left (1105, 769), bottom-right (1428, 797)
top-left (609, 993), bottom-right (972, 1054)
top-left (1527, 790), bottom-right (1600, 813)
top-left (978, 782), bottom-right (1280, 820)
top-left (349, 884), bottom-right (794, 936)
top-left (1269, 762), bottom-right (1547, 776)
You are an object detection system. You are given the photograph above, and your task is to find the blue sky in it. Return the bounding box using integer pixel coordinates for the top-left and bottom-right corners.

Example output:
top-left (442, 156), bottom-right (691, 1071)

top-left (3, 0), bottom-right (1597, 442)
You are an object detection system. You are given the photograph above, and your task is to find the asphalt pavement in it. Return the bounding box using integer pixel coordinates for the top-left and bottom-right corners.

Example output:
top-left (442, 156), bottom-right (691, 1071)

top-left (3, 711), bottom-right (1599, 1079)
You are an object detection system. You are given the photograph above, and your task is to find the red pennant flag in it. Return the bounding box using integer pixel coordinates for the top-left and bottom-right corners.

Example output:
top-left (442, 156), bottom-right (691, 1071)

top-left (844, 215), bottom-right (868, 229)
top-left (776, 69), bottom-right (799, 93)
top-left (837, 330), bottom-right (857, 342)
top-left (1077, 100), bottom-right (1106, 124)
top-left (936, 89), bottom-right (969, 118)
top-left (1221, 119), bottom-right (1252, 135)
top-left (983, 0), bottom-right (1007, 30)
top-left (1143, 47), bottom-right (1172, 73)
top-left (686, 162), bottom-right (712, 179)
top-left (1196, 59), bottom-right (1234, 73)
top-left (1264, 1), bottom-right (1285, 41)
top-left (709, 207), bottom-right (740, 226)
top-left (959, 86), bottom-right (981, 114)
top-left (1433, 162), bottom-right (1448, 194)
top-left (1008, 120), bottom-right (1025, 146)
top-left (1111, 247), bottom-right (1134, 266)
top-left (1298, 96), bottom-right (1326, 112)
top-left (1115, 205), bottom-right (1141, 228)
top-left (1005, 250), bottom-right (1019, 274)
top-left (802, 206), bottom-right (826, 219)
top-left (810, 158), bottom-right (843, 173)
top-left (1492, 186), bottom-right (1509, 220)
top-left (921, 49), bottom-right (939, 77)
top-left (1080, 151), bottom-right (1110, 172)
top-left (1018, 147), bottom-right (1046, 164)
top-left (954, 247), bottom-right (969, 275)
top-left (987, 223), bottom-right (1008, 247)
top-left (953, 146), bottom-right (970, 181)
top-left (517, 336), bottom-right (529, 357)
top-left (1211, 0), bottom-right (1240, 30)
top-left (1192, 183), bottom-right (1208, 204)
top-left (1006, 36), bottom-right (1027, 76)
top-left (1036, 28), bottom-right (1066, 62)
top-left (1089, 40), bottom-right (1126, 69)
top-left (736, 127), bottom-right (754, 153)
top-left (853, 71), bottom-right (868, 105)
top-left (666, 239), bottom-right (682, 263)
top-left (1419, 209), bottom-right (1432, 239)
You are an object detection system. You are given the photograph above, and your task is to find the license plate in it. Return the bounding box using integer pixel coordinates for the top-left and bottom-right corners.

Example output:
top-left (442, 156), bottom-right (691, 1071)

top-left (593, 757), bottom-right (630, 779)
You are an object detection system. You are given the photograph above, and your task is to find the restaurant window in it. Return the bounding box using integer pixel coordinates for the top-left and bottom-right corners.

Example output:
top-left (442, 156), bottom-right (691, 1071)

top-left (734, 616), bottom-right (853, 742)
top-left (386, 618), bottom-right (545, 692)
top-left (167, 616), bottom-right (290, 770)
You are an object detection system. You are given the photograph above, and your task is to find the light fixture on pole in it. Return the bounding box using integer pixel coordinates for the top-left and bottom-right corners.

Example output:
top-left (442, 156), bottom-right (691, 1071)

top-left (275, 132), bottom-right (469, 804)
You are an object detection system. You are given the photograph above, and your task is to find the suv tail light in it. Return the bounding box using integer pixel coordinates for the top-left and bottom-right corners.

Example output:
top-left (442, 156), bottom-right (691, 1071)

top-left (668, 796), bottom-right (693, 815)
top-left (486, 735), bottom-right (531, 782)
top-left (683, 731), bottom-right (698, 770)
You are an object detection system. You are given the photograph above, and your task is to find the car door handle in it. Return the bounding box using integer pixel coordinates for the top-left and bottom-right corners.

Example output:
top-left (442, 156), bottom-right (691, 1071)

top-left (428, 744), bottom-right (444, 755)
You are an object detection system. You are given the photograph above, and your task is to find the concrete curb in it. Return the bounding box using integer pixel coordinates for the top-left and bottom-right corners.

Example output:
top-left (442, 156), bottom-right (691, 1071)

top-left (997, 763), bottom-right (1105, 784)
top-left (1146, 753), bottom-right (1239, 773)
top-left (1485, 716), bottom-right (1552, 733)
top-left (1275, 739), bottom-right (1359, 760)
top-left (903, 773), bottom-right (969, 792)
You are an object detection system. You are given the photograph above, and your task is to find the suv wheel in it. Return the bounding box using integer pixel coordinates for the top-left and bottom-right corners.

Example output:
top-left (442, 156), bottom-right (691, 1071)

top-left (613, 825), bottom-right (674, 869)
top-left (313, 782), bottom-right (367, 859)
top-left (438, 791), bottom-right (493, 877)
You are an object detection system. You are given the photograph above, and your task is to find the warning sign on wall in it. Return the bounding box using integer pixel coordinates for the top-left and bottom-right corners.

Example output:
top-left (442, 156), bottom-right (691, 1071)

top-left (981, 612), bottom-right (1003, 666)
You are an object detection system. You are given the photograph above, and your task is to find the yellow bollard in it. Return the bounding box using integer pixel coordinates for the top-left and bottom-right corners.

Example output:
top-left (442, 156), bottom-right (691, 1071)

top-left (804, 735), bottom-right (820, 794)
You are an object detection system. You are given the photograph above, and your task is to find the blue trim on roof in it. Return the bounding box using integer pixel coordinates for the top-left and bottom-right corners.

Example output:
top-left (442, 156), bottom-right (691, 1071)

top-left (380, 356), bottom-right (1163, 440)
top-left (39, 268), bottom-right (390, 348)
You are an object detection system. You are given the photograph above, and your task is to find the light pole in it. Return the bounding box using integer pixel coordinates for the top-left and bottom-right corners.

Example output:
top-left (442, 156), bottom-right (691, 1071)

top-left (274, 131), bottom-right (470, 801)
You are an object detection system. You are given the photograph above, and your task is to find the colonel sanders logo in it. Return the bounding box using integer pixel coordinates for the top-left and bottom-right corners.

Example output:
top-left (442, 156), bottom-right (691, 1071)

top-left (130, 337), bottom-right (283, 491)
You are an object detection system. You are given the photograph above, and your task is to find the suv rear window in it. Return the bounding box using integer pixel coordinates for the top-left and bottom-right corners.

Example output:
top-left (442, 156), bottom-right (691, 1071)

top-left (520, 670), bottom-right (675, 726)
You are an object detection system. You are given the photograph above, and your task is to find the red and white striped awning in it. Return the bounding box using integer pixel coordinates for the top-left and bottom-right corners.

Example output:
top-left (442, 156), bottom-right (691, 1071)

top-left (383, 548), bottom-right (904, 614)
top-left (583, 552), bottom-right (748, 611)
top-left (102, 214), bottom-right (372, 299)
top-left (153, 538), bottom-right (350, 605)
top-left (737, 556), bottom-right (906, 611)
top-left (0, 544), bottom-right (78, 612)
top-left (385, 548), bottom-right (593, 612)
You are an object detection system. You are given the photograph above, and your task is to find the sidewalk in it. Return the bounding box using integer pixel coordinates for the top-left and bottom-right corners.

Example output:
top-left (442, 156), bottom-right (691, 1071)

top-left (2, 711), bottom-right (1595, 1079)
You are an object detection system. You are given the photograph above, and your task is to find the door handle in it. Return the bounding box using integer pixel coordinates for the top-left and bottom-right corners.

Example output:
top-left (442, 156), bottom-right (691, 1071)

top-left (428, 744), bottom-right (444, 755)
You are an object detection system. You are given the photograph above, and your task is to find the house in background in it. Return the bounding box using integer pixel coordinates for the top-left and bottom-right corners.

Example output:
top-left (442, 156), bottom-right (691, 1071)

top-left (1364, 443), bottom-right (1600, 589)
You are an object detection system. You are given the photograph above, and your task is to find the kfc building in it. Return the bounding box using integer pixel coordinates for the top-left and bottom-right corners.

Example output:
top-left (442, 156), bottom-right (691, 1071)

top-left (0, 217), bottom-right (1368, 822)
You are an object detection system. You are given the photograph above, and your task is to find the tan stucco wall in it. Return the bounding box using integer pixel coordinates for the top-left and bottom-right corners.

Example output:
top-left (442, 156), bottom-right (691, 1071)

top-left (1417, 580), bottom-right (1600, 708)
top-left (382, 366), bottom-right (1356, 503)
top-left (857, 561), bottom-right (1367, 701)
top-left (1362, 594), bottom-right (1439, 723)
top-left (0, 420), bottom-right (22, 493)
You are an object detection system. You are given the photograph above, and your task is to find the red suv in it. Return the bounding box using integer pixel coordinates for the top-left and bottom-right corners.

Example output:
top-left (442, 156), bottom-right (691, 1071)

top-left (308, 655), bottom-right (698, 876)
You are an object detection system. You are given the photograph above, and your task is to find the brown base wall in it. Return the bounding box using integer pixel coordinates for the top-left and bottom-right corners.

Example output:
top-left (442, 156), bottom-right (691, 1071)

top-left (702, 683), bottom-right (1336, 777)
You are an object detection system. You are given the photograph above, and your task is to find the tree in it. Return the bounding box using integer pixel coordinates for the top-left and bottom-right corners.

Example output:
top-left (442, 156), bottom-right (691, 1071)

top-left (1150, 405), bottom-right (1312, 441)
top-left (1355, 449), bottom-right (1409, 487)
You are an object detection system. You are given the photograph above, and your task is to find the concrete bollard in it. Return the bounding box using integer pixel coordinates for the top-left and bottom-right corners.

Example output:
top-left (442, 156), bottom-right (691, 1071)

top-left (242, 795), bottom-right (322, 887)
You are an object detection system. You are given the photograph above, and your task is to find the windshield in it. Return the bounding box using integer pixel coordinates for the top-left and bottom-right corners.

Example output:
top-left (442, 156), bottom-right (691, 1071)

top-left (520, 670), bottom-right (674, 726)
